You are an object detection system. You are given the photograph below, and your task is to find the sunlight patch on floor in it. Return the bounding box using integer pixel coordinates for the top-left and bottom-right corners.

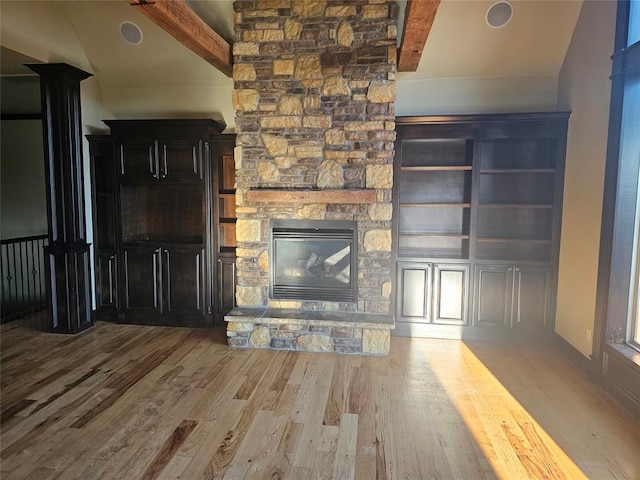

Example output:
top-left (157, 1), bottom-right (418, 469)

top-left (416, 340), bottom-right (588, 480)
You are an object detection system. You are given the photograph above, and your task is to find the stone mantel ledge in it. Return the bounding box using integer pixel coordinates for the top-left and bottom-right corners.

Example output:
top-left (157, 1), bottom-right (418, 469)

top-left (225, 307), bottom-right (395, 330)
top-left (245, 188), bottom-right (377, 204)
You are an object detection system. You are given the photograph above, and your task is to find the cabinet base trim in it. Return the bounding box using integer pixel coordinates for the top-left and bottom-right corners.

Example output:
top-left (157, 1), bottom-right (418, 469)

top-left (393, 321), bottom-right (555, 343)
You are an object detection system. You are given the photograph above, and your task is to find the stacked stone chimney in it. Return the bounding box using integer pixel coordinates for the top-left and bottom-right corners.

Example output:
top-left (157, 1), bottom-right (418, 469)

top-left (232, 0), bottom-right (398, 317)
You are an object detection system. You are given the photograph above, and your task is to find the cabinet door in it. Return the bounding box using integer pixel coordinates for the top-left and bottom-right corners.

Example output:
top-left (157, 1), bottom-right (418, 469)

top-left (512, 266), bottom-right (552, 330)
top-left (123, 247), bottom-right (162, 313)
top-left (95, 193), bottom-right (117, 250)
top-left (432, 264), bottom-right (469, 325)
top-left (119, 141), bottom-right (159, 180)
top-left (218, 254), bottom-right (236, 317)
top-left (164, 247), bottom-right (206, 316)
top-left (96, 254), bottom-right (118, 310)
top-left (89, 136), bottom-right (117, 250)
top-left (473, 264), bottom-right (512, 327)
top-left (396, 262), bottom-right (432, 323)
top-left (160, 140), bottom-right (203, 182)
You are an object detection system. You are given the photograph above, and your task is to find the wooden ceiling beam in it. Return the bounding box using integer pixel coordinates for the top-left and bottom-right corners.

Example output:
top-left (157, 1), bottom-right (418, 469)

top-left (127, 0), bottom-right (232, 77)
top-left (398, 0), bottom-right (441, 72)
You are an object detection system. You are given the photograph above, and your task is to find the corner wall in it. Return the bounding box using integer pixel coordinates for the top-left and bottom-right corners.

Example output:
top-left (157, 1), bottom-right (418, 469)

top-left (556, 0), bottom-right (616, 357)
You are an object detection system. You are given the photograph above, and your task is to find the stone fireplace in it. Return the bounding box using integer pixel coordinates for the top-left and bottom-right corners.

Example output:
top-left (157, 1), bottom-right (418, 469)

top-left (225, 0), bottom-right (397, 355)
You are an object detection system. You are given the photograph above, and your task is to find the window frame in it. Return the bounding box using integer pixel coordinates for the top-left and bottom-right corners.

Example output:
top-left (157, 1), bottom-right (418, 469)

top-left (593, 0), bottom-right (640, 417)
top-left (629, 170), bottom-right (640, 347)
top-left (627, 1), bottom-right (640, 347)
top-left (628, 0), bottom-right (640, 46)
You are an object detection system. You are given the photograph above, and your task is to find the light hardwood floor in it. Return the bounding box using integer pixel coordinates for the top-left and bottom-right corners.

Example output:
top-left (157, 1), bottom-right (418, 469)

top-left (1, 312), bottom-right (639, 479)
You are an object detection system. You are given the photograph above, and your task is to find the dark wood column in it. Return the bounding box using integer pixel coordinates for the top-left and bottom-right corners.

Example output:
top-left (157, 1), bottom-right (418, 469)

top-left (27, 63), bottom-right (93, 334)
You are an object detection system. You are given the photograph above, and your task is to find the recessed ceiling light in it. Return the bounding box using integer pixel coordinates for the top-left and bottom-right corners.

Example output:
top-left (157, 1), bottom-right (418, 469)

top-left (120, 21), bottom-right (143, 45)
top-left (486, 1), bottom-right (513, 29)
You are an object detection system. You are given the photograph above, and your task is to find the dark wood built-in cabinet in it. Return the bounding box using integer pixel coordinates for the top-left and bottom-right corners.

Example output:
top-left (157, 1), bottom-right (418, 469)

top-left (88, 120), bottom-right (235, 327)
top-left (393, 113), bottom-right (569, 340)
top-left (473, 264), bottom-right (552, 330)
top-left (397, 262), bottom-right (469, 325)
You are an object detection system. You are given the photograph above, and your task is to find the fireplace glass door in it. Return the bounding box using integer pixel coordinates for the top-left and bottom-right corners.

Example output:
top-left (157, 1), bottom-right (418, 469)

top-left (270, 220), bottom-right (357, 302)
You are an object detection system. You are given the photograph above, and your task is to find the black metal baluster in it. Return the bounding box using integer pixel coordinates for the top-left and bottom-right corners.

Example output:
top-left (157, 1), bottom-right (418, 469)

top-left (1, 246), bottom-right (7, 317)
top-left (19, 242), bottom-right (26, 314)
top-left (11, 242), bottom-right (18, 318)
top-left (28, 239), bottom-right (35, 312)
top-left (1, 235), bottom-right (49, 321)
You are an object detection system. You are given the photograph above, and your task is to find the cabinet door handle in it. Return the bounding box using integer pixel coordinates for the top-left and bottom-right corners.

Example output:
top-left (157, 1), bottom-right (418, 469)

top-left (159, 144), bottom-right (167, 178)
top-left (157, 154), bottom-right (167, 179)
top-left (149, 153), bottom-right (156, 178)
top-left (164, 249), bottom-right (170, 310)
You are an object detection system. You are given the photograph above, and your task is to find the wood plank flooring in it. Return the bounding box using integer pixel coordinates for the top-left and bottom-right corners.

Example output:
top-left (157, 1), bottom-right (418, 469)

top-left (1, 312), bottom-right (639, 479)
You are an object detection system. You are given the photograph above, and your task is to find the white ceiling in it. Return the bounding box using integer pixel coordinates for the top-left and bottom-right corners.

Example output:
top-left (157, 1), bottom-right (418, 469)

top-left (58, 0), bottom-right (231, 88)
top-left (1, 0), bottom-right (584, 120)
top-left (411, 0), bottom-right (582, 79)
top-left (0, 48), bottom-right (41, 114)
top-left (185, 0), bottom-right (235, 44)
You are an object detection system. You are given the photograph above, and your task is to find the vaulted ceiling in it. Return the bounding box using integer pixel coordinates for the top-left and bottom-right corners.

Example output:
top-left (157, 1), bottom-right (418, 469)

top-left (1, 0), bottom-right (584, 126)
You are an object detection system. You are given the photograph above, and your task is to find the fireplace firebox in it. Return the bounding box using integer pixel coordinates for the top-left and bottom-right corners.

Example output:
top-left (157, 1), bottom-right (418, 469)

top-left (269, 220), bottom-right (357, 302)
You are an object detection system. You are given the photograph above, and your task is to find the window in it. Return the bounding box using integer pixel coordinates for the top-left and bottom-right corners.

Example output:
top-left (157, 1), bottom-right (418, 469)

top-left (598, 0), bottom-right (640, 349)
top-left (626, 69), bottom-right (640, 346)
top-left (629, 0), bottom-right (640, 46)
top-left (595, 0), bottom-right (640, 415)
top-left (631, 164), bottom-right (640, 346)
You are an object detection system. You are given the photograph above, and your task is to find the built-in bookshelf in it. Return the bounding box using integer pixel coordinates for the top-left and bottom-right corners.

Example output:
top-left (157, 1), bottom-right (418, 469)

top-left (476, 137), bottom-right (558, 262)
top-left (393, 113), bottom-right (569, 338)
top-left (397, 138), bottom-right (473, 259)
top-left (218, 152), bottom-right (236, 253)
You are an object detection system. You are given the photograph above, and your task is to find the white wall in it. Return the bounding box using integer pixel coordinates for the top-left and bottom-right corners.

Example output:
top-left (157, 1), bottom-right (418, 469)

top-left (395, 75), bottom-right (559, 116)
top-left (101, 86), bottom-right (232, 131)
top-left (556, 0), bottom-right (617, 357)
top-left (0, 120), bottom-right (47, 240)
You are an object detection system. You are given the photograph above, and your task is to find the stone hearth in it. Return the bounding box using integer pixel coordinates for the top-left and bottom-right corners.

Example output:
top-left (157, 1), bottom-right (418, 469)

top-left (227, 308), bottom-right (393, 355)
top-left (226, 0), bottom-right (397, 355)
